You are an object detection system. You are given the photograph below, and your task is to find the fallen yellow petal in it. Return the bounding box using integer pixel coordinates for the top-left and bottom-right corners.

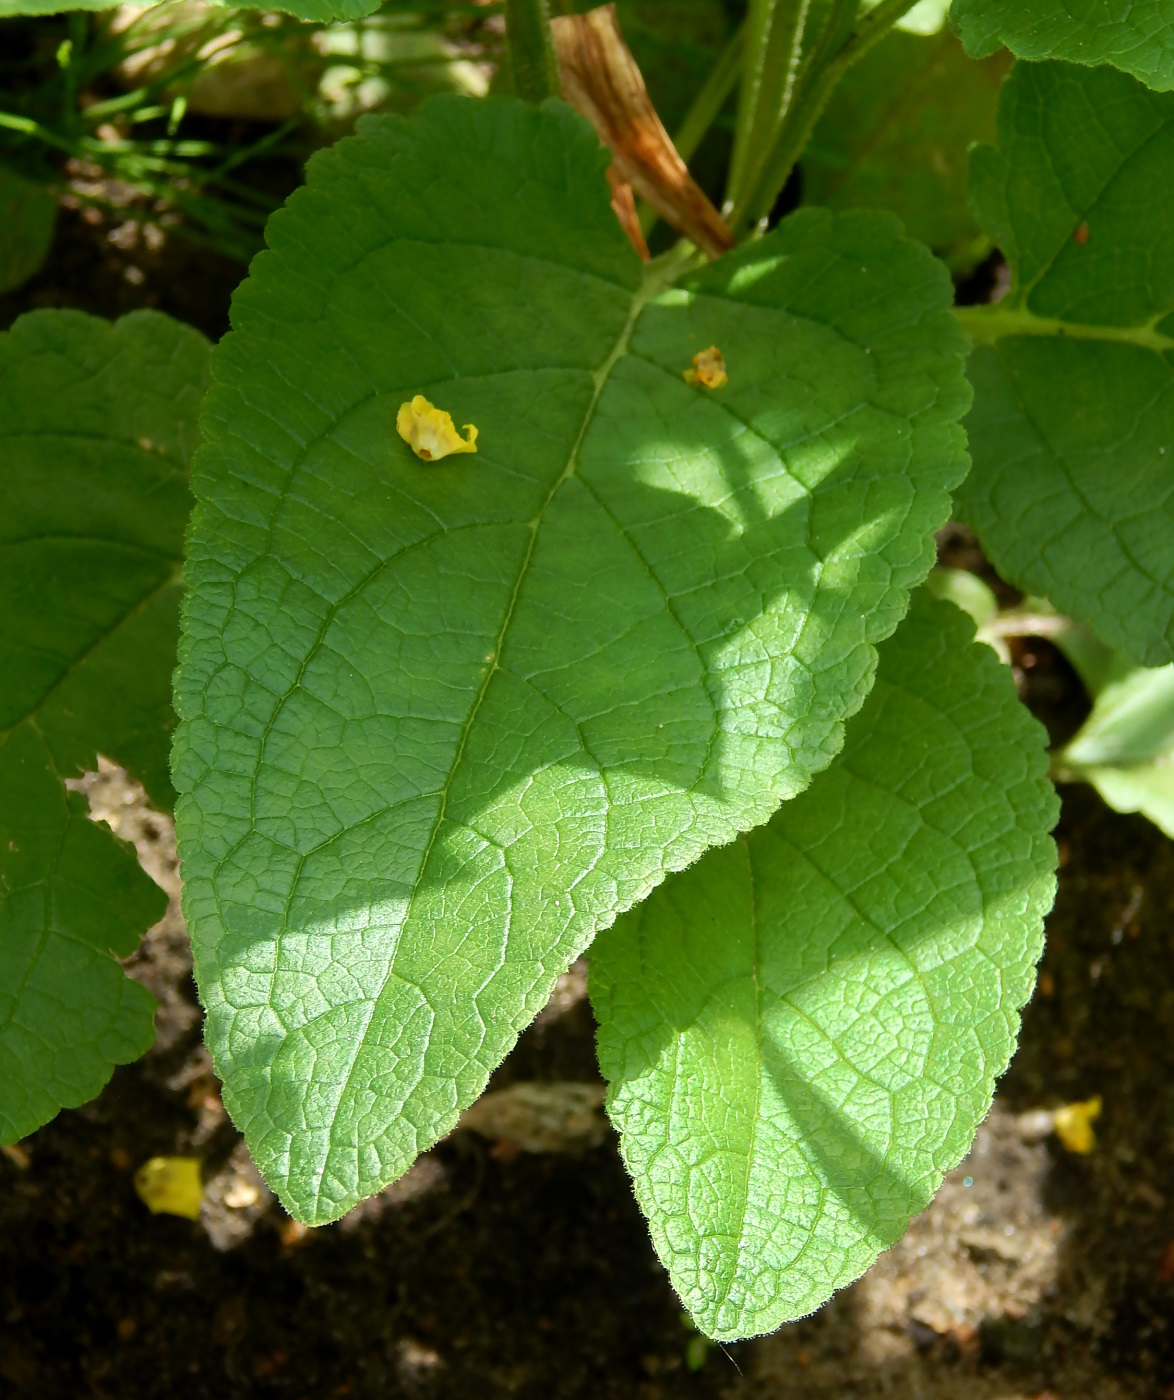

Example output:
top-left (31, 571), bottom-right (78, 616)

top-left (683, 345), bottom-right (727, 390)
top-left (1053, 1095), bottom-right (1102, 1155)
top-left (134, 1155), bottom-right (204, 1220)
top-left (396, 395), bottom-right (478, 461)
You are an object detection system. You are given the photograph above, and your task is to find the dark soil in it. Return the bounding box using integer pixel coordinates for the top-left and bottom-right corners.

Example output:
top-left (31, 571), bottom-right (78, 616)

top-left (0, 1007), bottom-right (725, 1399)
top-left (0, 195), bottom-right (244, 343)
top-left (4, 190), bottom-right (1174, 1400)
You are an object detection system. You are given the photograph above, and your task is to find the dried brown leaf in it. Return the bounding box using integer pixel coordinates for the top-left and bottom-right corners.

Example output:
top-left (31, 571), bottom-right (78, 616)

top-left (551, 4), bottom-right (733, 259)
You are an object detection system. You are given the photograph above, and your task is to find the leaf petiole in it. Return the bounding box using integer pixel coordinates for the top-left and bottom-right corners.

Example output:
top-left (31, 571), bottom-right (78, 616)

top-left (732, 0), bottom-right (922, 234)
top-left (672, 20), bottom-right (746, 170)
top-left (504, 0), bottom-right (560, 103)
top-left (727, 0), bottom-right (811, 213)
top-left (953, 303), bottom-right (1174, 353)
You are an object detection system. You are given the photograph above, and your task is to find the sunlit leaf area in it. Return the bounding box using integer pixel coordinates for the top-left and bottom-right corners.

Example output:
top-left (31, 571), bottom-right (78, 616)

top-left (2, 0), bottom-right (1173, 1393)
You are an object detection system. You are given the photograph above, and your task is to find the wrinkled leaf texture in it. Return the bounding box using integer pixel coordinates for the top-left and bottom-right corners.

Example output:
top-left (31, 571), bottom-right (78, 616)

top-left (955, 62), bottom-right (1174, 666)
top-left (952, 0), bottom-right (1174, 91)
top-left (0, 310), bottom-right (207, 1141)
top-left (173, 95), bottom-right (970, 1224)
top-left (592, 592), bottom-right (1058, 1340)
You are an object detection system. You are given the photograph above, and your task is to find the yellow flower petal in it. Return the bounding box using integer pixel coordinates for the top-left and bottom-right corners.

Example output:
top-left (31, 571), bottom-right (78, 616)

top-left (682, 345), bottom-right (727, 390)
top-left (396, 394), bottom-right (478, 461)
top-left (1052, 1095), bottom-right (1102, 1155)
top-left (134, 1155), bottom-right (205, 1220)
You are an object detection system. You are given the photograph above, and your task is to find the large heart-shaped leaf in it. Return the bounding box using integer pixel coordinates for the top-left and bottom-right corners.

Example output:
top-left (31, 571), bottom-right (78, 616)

top-left (173, 95), bottom-right (970, 1224)
top-left (952, 0), bottom-right (1174, 91)
top-left (590, 591), bottom-right (1058, 1340)
top-left (0, 310), bottom-right (208, 1141)
top-left (954, 62), bottom-right (1174, 667)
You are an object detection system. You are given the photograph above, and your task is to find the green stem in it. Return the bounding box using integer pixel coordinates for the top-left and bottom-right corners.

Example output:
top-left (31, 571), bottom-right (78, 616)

top-left (727, 0), bottom-right (810, 211)
top-left (504, 0), bottom-right (560, 104)
top-left (953, 303), bottom-right (1174, 354)
top-left (208, 118), bottom-right (302, 180)
top-left (675, 21), bottom-right (746, 168)
top-left (0, 111), bottom-right (76, 156)
top-left (732, 0), bottom-right (855, 229)
top-left (733, 0), bottom-right (920, 234)
top-left (62, 13), bottom-right (87, 137)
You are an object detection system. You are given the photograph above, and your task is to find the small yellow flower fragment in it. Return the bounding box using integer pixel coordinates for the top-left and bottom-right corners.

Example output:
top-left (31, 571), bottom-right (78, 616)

top-left (682, 345), bottom-right (727, 390)
top-left (134, 1155), bottom-right (204, 1220)
top-left (396, 394), bottom-right (478, 461)
top-left (1052, 1095), bottom-right (1102, 1155)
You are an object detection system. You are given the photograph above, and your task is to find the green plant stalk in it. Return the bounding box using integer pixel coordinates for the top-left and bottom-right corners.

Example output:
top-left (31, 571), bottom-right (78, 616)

top-left (954, 303), bottom-right (1174, 353)
top-left (675, 20), bottom-right (746, 168)
top-left (727, 0), bottom-right (810, 211)
top-left (504, 0), bottom-right (560, 103)
top-left (638, 21), bottom-right (746, 237)
top-left (59, 14), bottom-right (88, 141)
top-left (732, 0), bottom-right (858, 225)
top-left (209, 117), bottom-right (302, 179)
top-left (732, 0), bottom-right (921, 233)
top-left (0, 111), bottom-right (74, 155)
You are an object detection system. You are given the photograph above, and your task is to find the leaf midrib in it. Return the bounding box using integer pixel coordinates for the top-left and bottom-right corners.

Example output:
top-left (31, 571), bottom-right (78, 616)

top-left (298, 256), bottom-right (684, 1213)
top-left (395, 260), bottom-right (671, 900)
top-left (953, 302), bottom-right (1174, 352)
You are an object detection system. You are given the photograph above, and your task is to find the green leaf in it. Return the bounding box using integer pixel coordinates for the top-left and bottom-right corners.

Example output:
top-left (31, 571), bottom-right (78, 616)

top-left (0, 309), bottom-right (209, 1141)
top-left (1058, 657), bottom-right (1174, 838)
top-left (173, 95), bottom-right (970, 1224)
top-left (924, 565), bottom-right (998, 627)
top-left (591, 591), bottom-right (1058, 1341)
top-left (952, 0), bottom-right (1174, 91)
top-left (804, 27), bottom-right (1009, 258)
top-left (953, 62), bottom-right (1174, 668)
top-left (0, 168), bottom-right (56, 296)
top-left (895, 1), bottom-right (952, 35)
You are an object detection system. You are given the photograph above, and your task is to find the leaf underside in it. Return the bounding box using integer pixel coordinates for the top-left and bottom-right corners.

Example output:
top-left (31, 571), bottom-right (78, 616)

top-left (955, 62), bottom-right (1174, 667)
top-left (591, 592), bottom-right (1059, 1341)
top-left (173, 95), bottom-right (970, 1224)
top-left (0, 310), bottom-right (208, 1141)
top-left (1060, 659), bottom-right (1174, 838)
top-left (952, 0), bottom-right (1174, 91)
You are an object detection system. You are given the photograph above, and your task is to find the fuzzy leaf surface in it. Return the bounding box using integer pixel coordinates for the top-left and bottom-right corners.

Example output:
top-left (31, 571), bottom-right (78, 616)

top-left (954, 62), bottom-right (1174, 667)
top-left (0, 310), bottom-right (208, 1140)
top-left (952, 0), bottom-right (1174, 90)
top-left (591, 592), bottom-right (1058, 1340)
top-left (173, 95), bottom-right (970, 1225)
top-left (804, 27), bottom-right (1009, 258)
